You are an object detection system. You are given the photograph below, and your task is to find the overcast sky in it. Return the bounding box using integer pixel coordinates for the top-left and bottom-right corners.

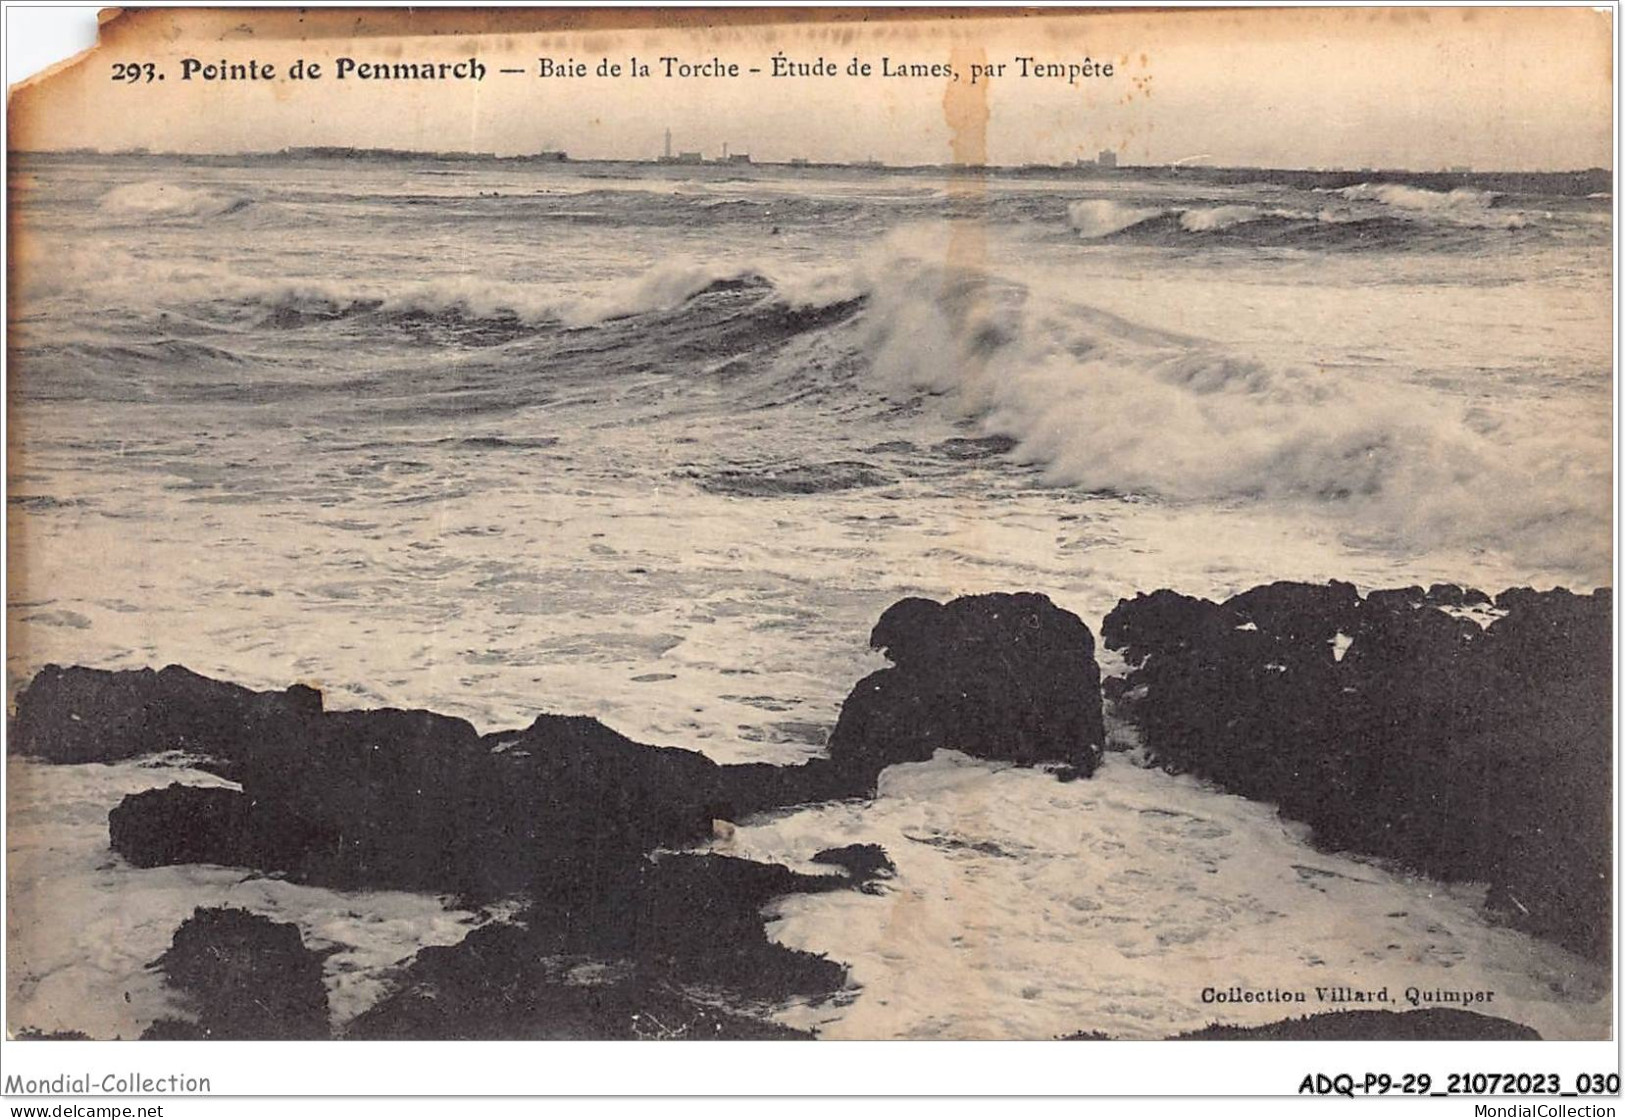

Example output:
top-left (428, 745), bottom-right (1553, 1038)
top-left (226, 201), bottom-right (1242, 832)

top-left (7, 6), bottom-right (1614, 171)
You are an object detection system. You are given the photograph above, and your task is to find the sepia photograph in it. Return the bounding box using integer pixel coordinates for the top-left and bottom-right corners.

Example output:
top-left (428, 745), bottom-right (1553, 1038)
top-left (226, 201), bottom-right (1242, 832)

top-left (1, 2), bottom-right (1617, 1099)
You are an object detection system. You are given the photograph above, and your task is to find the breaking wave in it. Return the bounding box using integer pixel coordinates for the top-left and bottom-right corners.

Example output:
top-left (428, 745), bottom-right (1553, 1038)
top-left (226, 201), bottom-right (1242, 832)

top-left (1066, 199), bottom-right (1414, 247)
top-left (1336, 182), bottom-right (1498, 213)
top-left (855, 229), bottom-right (1608, 566)
top-left (1067, 187), bottom-right (1537, 246)
top-left (100, 181), bottom-right (255, 220)
top-left (1332, 182), bottom-right (1530, 228)
top-left (1178, 204), bottom-right (1282, 232)
top-left (19, 213), bottom-right (1607, 569)
top-left (1065, 199), bottom-right (1167, 239)
top-left (50, 254), bottom-right (856, 335)
top-left (230, 261), bottom-right (860, 335)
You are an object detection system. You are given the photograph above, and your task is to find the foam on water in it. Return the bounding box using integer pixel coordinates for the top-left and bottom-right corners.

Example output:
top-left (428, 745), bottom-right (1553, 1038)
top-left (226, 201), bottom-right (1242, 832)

top-left (711, 752), bottom-right (1610, 1040)
top-left (1066, 199), bottom-right (1166, 238)
top-left (6, 757), bottom-right (494, 1038)
top-left (857, 227), bottom-right (1610, 572)
top-left (98, 181), bottom-right (255, 221)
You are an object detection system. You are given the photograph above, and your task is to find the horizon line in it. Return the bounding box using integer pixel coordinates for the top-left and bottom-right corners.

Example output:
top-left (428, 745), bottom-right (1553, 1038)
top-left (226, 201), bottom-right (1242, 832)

top-left (7, 146), bottom-right (1612, 178)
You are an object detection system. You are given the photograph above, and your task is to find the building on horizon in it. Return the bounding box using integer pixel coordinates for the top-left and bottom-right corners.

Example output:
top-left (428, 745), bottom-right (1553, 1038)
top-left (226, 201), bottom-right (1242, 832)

top-left (1097, 148), bottom-right (1117, 169)
top-left (657, 128), bottom-right (704, 165)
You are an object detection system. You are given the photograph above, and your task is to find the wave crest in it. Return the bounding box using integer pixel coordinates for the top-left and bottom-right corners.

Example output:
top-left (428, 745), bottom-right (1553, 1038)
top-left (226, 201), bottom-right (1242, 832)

top-left (856, 229), bottom-right (1607, 566)
top-left (1336, 182), bottom-right (1497, 212)
top-left (1068, 186), bottom-right (1537, 246)
top-left (100, 182), bottom-right (254, 220)
top-left (1333, 182), bottom-right (1529, 228)
top-left (1066, 200), bottom-right (1167, 239)
top-left (184, 259), bottom-right (853, 332)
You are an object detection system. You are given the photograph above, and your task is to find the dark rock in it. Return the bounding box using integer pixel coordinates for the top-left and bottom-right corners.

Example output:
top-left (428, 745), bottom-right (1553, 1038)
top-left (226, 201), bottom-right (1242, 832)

top-left (24, 587), bottom-right (1106, 900)
top-left (11, 663), bottom-right (319, 768)
top-left (1424, 582), bottom-right (1467, 607)
top-left (143, 908), bottom-right (329, 1040)
top-left (85, 683), bottom-right (895, 1038)
top-left (1098, 588), bottom-right (1233, 667)
top-left (1365, 585), bottom-right (1426, 612)
top-left (348, 851), bottom-right (868, 1040)
top-left (347, 923), bottom-right (811, 1041)
top-left (100, 702), bottom-right (728, 900)
top-left (108, 784), bottom-right (333, 877)
top-left (523, 853), bottom-right (852, 997)
top-left (110, 785), bottom-right (257, 869)
top-left (87, 591), bottom-right (1102, 901)
top-left (75, 669), bottom-right (862, 901)
top-left (12, 1027), bottom-right (93, 1040)
top-left (811, 843), bottom-right (897, 891)
top-left (1227, 579), bottom-right (1361, 647)
top-left (139, 1018), bottom-right (206, 1041)
top-left (1168, 1008), bottom-right (1541, 1041)
top-left (829, 592), bottom-right (1106, 785)
top-left (1104, 581), bottom-right (1612, 961)
top-left (24, 591), bottom-right (1100, 1038)
top-left (933, 434), bottom-right (1019, 461)
top-left (231, 710), bottom-right (727, 898)
top-left (1061, 1008), bottom-right (1541, 1041)
top-left (712, 756), bottom-right (858, 819)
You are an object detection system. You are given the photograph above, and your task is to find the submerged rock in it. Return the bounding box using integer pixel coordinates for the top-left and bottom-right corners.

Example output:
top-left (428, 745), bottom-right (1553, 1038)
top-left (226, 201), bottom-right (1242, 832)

top-left (1103, 581), bottom-right (1612, 961)
top-left (346, 922), bottom-right (811, 1041)
top-left (1060, 1008), bottom-right (1541, 1040)
top-left (810, 843), bottom-right (897, 892)
top-left (348, 852), bottom-right (868, 1040)
top-left (524, 853), bottom-right (855, 998)
top-left (692, 460), bottom-right (892, 498)
top-left (141, 907), bottom-right (329, 1040)
top-left (1167, 1008), bottom-right (1541, 1041)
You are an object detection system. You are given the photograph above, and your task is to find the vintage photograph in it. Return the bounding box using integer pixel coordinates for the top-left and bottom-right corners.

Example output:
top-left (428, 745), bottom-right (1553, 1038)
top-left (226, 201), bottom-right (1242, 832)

top-left (4, 6), bottom-right (1614, 1048)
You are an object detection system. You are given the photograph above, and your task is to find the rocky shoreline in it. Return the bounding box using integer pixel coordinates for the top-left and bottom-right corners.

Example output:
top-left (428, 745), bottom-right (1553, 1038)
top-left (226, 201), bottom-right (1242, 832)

top-left (7, 584), bottom-right (1609, 1040)
top-left (1103, 582), bottom-right (1611, 962)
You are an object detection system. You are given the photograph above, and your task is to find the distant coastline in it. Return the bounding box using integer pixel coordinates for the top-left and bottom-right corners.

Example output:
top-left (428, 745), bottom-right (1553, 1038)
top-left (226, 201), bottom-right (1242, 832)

top-left (9, 146), bottom-right (1612, 198)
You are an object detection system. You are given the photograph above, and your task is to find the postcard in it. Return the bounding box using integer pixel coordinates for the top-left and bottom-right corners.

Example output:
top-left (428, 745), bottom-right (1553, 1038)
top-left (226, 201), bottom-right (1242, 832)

top-left (4, 3), bottom-right (1616, 1102)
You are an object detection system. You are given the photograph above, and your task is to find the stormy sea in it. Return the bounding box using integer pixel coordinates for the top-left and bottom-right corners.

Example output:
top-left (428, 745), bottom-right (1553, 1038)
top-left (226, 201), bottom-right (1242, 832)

top-left (5, 152), bottom-right (1612, 1041)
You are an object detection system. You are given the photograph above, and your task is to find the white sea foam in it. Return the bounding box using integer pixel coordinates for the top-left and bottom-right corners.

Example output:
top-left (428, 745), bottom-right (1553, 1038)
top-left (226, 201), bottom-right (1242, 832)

top-left (711, 751), bottom-right (1610, 1040)
top-left (1177, 205), bottom-right (1266, 232)
top-left (1066, 199), bottom-right (1165, 238)
top-left (855, 227), bottom-right (1610, 569)
top-left (99, 181), bottom-right (253, 220)
top-left (1338, 182), bottom-right (1498, 212)
top-left (1334, 182), bottom-right (1528, 228)
top-left (5, 757), bottom-right (493, 1039)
